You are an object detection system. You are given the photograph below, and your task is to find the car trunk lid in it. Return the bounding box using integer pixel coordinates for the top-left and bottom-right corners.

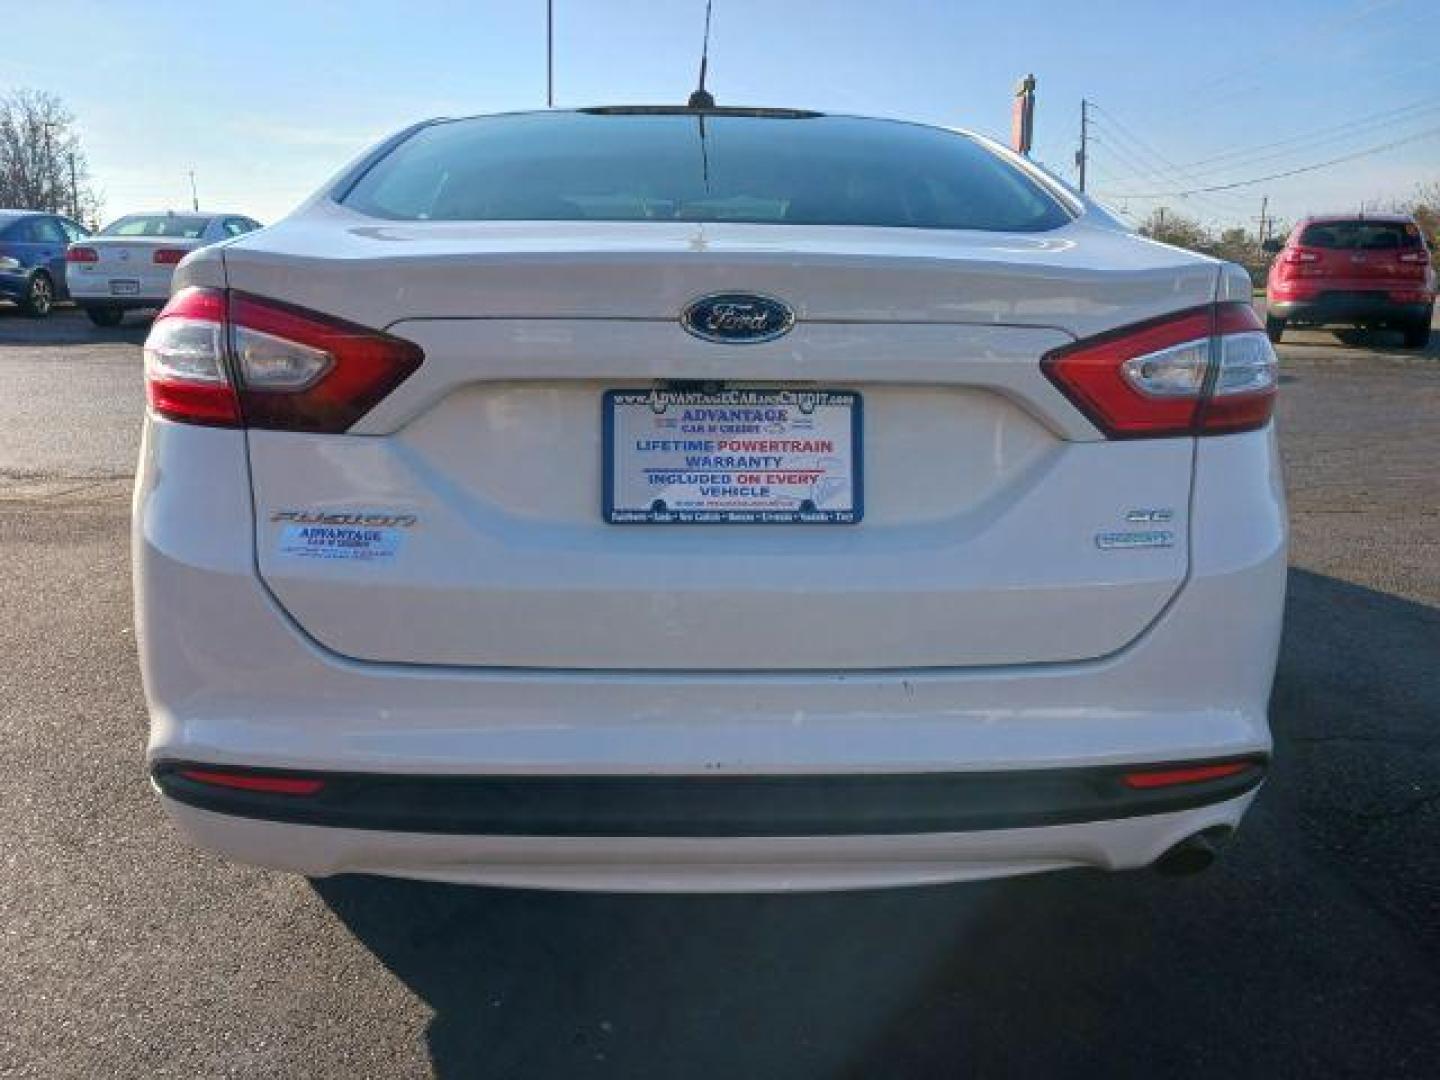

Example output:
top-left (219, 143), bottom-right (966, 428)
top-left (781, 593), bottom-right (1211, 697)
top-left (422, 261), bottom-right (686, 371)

top-left (229, 217), bottom-right (1212, 670)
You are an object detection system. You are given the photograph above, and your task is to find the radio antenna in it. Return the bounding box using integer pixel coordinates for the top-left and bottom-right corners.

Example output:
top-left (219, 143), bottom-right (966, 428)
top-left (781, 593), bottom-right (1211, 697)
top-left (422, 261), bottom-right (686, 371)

top-left (688, 0), bottom-right (715, 108)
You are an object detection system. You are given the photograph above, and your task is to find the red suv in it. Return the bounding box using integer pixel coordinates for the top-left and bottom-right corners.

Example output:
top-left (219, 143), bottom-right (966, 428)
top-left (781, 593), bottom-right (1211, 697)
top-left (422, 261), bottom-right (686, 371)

top-left (1264, 214), bottom-right (1435, 347)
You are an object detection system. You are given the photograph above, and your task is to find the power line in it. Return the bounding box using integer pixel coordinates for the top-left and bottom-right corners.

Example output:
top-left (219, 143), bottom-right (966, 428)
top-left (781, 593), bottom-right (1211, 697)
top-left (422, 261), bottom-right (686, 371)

top-left (1175, 95), bottom-right (1440, 173)
top-left (1089, 136), bottom-right (1250, 217)
top-left (1088, 96), bottom-right (1440, 211)
top-left (1084, 106), bottom-right (1252, 214)
top-left (1146, 0), bottom-right (1410, 117)
top-left (1090, 106), bottom-right (1231, 192)
top-left (1111, 28), bottom-right (1429, 149)
top-left (1163, 100), bottom-right (1440, 182)
top-left (1090, 131), bottom-right (1250, 208)
top-left (1108, 125), bottom-right (1440, 197)
top-left (1197, 23), bottom-right (1422, 121)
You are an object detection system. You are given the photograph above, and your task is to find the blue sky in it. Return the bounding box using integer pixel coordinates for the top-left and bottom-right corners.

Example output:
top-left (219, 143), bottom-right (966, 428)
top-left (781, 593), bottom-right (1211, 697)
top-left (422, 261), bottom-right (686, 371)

top-left (7, 0), bottom-right (1439, 231)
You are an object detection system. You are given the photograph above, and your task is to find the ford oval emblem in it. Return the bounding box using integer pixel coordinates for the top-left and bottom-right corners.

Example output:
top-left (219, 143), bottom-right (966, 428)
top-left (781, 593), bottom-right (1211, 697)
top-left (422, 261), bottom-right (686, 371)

top-left (681, 293), bottom-right (795, 344)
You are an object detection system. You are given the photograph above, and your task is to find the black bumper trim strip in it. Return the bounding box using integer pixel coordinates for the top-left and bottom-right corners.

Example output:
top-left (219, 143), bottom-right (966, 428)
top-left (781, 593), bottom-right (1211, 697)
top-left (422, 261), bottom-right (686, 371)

top-left (152, 758), bottom-right (1266, 838)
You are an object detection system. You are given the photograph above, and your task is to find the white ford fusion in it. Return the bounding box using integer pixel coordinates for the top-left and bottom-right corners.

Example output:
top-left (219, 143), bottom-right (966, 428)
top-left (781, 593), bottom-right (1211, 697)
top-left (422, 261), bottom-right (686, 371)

top-left (136, 107), bottom-right (1286, 892)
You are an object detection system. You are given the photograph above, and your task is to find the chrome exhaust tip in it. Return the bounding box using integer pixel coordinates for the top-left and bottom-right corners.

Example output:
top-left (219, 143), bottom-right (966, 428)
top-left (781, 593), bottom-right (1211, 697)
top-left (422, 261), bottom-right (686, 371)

top-left (1153, 827), bottom-right (1233, 877)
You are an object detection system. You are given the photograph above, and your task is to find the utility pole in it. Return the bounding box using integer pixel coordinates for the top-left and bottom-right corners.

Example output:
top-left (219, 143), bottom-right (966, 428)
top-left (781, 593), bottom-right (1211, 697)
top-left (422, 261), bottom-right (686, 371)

top-left (1075, 98), bottom-right (1090, 193)
top-left (41, 121), bottom-right (58, 211)
top-left (188, 170), bottom-right (199, 212)
top-left (1253, 195), bottom-right (1270, 245)
top-left (67, 152), bottom-right (79, 222)
top-left (546, 0), bottom-right (554, 107)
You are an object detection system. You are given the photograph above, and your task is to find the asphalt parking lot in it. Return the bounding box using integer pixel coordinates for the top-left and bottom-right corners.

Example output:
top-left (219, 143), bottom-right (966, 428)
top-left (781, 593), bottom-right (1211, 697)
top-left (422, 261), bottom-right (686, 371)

top-left (1, 305), bottom-right (1437, 1078)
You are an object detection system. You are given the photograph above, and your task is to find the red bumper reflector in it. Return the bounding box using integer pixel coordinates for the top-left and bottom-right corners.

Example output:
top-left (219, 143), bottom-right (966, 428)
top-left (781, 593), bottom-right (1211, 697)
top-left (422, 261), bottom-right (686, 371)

top-left (177, 768), bottom-right (325, 796)
top-left (1122, 761), bottom-right (1254, 790)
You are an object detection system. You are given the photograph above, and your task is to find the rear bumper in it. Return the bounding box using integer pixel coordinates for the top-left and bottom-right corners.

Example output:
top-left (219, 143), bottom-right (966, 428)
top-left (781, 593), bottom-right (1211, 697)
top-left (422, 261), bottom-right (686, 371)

top-left (1269, 294), bottom-right (1431, 325)
top-left (135, 419), bottom-right (1287, 890)
top-left (152, 758), bottom-right (1265, 837)
top-left (70, 294), bottom-right (167, 309)
top-left (156, 791), bottom-right (1261, 892)
top-left (67, 274), bottom-right (170, 306)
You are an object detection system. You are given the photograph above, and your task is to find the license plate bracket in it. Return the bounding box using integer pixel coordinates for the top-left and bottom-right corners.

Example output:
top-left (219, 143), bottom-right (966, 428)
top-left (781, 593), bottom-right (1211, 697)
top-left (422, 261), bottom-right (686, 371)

top-left (603, 387), bottom-right (862, 524)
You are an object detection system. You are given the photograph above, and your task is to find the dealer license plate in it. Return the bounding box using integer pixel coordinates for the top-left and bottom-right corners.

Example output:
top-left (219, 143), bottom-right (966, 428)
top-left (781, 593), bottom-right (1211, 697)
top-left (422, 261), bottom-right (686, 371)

top-left (604, 388), bottom-right (862, 524)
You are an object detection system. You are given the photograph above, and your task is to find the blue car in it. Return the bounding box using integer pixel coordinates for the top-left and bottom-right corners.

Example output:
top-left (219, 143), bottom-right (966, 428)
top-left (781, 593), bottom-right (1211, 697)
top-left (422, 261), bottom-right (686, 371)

top-left (0, 209), bottom-right (91, 316)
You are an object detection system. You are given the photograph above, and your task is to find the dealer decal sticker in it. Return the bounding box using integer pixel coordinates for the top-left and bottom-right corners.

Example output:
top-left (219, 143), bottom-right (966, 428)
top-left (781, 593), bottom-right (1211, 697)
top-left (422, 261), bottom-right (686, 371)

top-left (278, 524), bottom-right (403, 562)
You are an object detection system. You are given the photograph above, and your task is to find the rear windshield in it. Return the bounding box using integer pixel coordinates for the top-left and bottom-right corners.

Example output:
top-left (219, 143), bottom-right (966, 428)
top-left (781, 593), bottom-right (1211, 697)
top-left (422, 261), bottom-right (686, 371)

top-left (1299, 220), bottom-right (1423, 250)
top-left (341, 111), bottom-right (1073, 232)
top-left (101, 214), bottom-right (210, 239)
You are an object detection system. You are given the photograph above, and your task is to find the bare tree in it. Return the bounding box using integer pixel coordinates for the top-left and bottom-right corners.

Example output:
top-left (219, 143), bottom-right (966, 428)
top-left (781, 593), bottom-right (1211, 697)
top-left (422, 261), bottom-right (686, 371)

top-left (1137, 207), bottom-right (1212, 252)
top-left (1138, 208), bottom-right (1273, 287)
top-left (1386, 180), bottom-right (1440, 267)
top-left (1403, 180), bottom-right (1438, 249)
top-left (0, 88), bottom-right (103, 226)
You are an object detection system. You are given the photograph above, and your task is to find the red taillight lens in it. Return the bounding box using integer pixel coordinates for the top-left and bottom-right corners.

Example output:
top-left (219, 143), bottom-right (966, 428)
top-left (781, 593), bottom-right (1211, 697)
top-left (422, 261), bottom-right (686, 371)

top-left (153, 248), bottom-right (187, 265)
top-left (141, 288), bottom-right (423, 431)
top-left (144, 287), bottom-right (242, 427)
top-left (230, 293), bottom-right (423, 432)
top-left (66, 246), bottom-right (98, 263)
top-left (1042, 302), bottom-right (1277, 438)
top-left (1279, 247), bottom-right (1327, 279)
top-left (177, 768), bottom-right (325, 796)
top-left (1123, 761), bottom-right (1255, 790)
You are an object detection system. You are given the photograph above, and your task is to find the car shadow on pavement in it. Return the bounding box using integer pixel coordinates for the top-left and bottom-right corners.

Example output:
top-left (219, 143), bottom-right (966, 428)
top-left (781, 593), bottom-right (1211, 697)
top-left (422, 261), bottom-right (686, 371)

top-left (0, 305), bottom-right (150, 346)
top-left (313, 569), bottom-right (1440, 1079)
top-left (1295, 326), bottom-right (1438, 359)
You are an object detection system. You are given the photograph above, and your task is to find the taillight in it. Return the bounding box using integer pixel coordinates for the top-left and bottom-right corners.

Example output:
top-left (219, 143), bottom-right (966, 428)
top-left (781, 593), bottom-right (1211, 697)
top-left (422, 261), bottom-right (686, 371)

top-left (177, 767), bottom-right (325, 796)
top-left (66, 246), bottom-right (98, 263)
top-left (1278, 247), bottom-right (1325, 279)
top-left (142, 287), bottom-right (423, 431)
top-left (1042, 302), bottom-right (1278, 438)
top-left (143, 288), bottom-right (241, 427)
top-left (229, 293), bottom-right (423, 431)
top-left (152, 248), bottom-right (187, 265)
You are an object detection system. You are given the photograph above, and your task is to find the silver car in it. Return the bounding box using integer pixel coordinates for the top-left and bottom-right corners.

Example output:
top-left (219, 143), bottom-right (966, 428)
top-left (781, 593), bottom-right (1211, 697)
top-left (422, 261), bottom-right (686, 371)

top-left (67, 210), bottom-right (261, 326)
